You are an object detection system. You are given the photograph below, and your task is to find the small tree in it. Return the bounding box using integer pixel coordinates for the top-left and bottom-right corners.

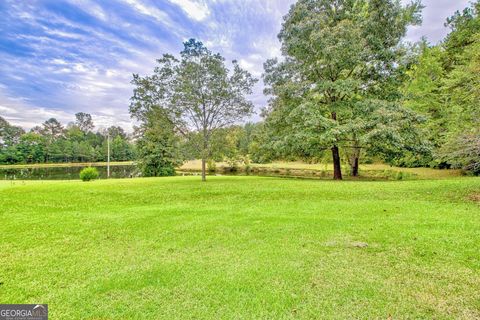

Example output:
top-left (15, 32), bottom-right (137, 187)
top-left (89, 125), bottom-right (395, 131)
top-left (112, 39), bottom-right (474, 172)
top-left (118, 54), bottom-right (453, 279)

top-left (134, 108), bottom-right (183, 177)
top-left (130, 39), bottom-right (257, 181)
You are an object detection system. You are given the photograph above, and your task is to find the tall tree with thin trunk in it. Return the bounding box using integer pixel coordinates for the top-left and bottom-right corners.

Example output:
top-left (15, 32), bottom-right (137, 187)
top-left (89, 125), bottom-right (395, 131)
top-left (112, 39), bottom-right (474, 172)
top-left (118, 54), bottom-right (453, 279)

top-left (130, 39), bottom-right (257, 181)
top-left (75, 112), bottom-right (94, 133)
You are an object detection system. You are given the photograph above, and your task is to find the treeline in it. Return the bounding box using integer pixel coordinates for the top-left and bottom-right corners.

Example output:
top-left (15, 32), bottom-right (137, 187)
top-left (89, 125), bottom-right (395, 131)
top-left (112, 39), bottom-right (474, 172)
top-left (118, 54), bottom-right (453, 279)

top-left (401, 2), bottom-right (480, 173)
top-left (255, 0), bottom-right (480, 178)
top-left (131, 0), bottom-right (479, 179)
top-left (0, 113), bottom-right (135, 164)
top-left (2, 1), bottom-right (478, 178)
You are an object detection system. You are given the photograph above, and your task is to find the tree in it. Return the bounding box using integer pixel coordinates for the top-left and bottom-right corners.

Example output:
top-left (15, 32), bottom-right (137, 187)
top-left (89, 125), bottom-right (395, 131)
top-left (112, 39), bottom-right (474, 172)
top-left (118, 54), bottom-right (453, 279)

top-left (73, 141), bottom-right (95, 162)
top-left (17, 133), bottom-right (45, 163)
top-left (75, 112), bottom-right (94, 133)
top-left (442, 3), bottom-right (480, 135)
top-left (65, 124), bottom-right (84, 142)
top-left (264, 0), bottom-right (423, 179)
top-left (40, 118), bottom-right (64, 162)
top-left (41, 118), bottom-right (64, 138)
top-left (401, 1), bottom-right (480, 172)
top-left (0, 116), bottom-right (24, 147)
top-left (0, 113), bottom-right (137, 165)
top-left (106, 126), bottom-right (127, 139)
top-left (130, 39), bottom-right (257, 181)
top-left (0, 116), bottom-right (25, 164)
top-left (440, 131), bottom-right (480, 175)
top-left (134, 108), bottom-right (183, 177)
top-left (402, 45), bottom-right (446, 149)
top-left (443, 1), bottom-right (480, 68)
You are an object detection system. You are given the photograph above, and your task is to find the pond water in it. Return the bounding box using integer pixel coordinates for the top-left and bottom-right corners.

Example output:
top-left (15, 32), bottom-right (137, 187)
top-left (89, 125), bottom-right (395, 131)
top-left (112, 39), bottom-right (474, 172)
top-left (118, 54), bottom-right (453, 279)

top-left (0, 165), bottom-right (326, 180)
top-left (0, 165), bottom-right (139, 180)
top-left (0, 164), bottom-right (405, 181)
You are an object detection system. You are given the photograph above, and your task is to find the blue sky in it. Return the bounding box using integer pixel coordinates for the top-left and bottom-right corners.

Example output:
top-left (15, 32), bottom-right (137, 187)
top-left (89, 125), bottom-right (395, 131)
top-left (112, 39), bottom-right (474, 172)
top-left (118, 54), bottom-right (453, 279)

top-left (0, 0), bottom-right (471, 131)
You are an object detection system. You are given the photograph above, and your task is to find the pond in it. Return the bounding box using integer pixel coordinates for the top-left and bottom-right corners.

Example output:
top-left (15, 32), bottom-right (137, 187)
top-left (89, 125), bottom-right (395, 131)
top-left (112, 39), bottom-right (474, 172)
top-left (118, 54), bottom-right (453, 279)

top-left (0, 165), bottom-right (139, 180)
top-left (0, 164), bottom-right (412, 181)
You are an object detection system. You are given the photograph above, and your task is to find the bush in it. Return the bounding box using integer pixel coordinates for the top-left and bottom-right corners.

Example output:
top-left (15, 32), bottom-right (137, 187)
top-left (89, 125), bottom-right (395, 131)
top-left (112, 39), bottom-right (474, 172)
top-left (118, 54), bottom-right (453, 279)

top-left (242, 155), bottom-right (251, 173)
top-left (224, 155), bottom-right (242, 172)
top-left (80, 167), bottom-right (99, 181)
top-left (138, 156), bottom-right (177, 177)
top-left (207, 159), bottom-right (216, 172)
top-left (141, 162), bottom-right (176, 177)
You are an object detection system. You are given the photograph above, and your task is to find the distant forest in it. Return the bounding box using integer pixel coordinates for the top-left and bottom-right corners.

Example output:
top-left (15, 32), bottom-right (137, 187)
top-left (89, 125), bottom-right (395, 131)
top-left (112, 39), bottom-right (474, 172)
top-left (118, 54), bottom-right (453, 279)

top-left (0, 113), bottom-right (135, 164)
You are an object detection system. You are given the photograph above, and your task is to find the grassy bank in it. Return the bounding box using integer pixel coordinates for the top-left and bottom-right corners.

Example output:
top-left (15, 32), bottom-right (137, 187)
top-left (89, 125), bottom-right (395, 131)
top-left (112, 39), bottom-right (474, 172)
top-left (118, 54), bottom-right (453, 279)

top-left (180, 160), bottom-right (463, 179)
top-left (1, 176), bottom-right (479, 318)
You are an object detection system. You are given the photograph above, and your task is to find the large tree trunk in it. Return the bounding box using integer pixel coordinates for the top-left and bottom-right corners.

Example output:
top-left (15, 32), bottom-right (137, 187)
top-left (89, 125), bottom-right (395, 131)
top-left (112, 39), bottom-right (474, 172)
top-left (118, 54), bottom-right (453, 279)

top-left (350, 147), bottom-right (360, 177)
top-left (331, 145), bottom-right (342, 180)
top-left (331, 111), bottom-right (342, 180)
top-left (351, 156), bottom-right (359, 177)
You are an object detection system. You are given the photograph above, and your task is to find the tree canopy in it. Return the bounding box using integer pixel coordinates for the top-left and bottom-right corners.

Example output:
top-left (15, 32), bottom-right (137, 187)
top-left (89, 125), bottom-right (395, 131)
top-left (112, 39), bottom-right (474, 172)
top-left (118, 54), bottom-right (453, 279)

top-left (130, 39), bottom-right (257, 180)
top-left (262, 0), bottom-right (424, 179)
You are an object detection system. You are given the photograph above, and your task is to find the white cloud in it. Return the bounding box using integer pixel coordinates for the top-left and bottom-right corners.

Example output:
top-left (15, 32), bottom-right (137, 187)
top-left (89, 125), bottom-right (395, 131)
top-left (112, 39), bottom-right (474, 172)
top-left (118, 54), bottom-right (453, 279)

top-left (121, 0), bottom-right (174, 25)
top-left (67, 0), bottom-right (108, 21)
top-left (1, 0), bottom-right (473, 131)
top-left (0, 86), bottom-right (135, 131)
top-left (0, 88), bottom-right (72, 129)
top-left (170, 0), bottom-right (210, 21)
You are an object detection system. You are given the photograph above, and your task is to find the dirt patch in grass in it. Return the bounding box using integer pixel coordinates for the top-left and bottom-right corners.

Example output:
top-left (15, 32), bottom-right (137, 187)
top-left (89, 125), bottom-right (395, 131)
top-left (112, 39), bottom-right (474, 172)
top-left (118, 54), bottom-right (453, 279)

top-left (467, 192), bottom-right (480, 203)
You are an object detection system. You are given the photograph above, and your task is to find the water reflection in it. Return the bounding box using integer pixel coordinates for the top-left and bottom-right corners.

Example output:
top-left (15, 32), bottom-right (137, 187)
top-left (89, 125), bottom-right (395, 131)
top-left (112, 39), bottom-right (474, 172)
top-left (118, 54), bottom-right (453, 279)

top-left (0, 165), bottom-right (139, 180)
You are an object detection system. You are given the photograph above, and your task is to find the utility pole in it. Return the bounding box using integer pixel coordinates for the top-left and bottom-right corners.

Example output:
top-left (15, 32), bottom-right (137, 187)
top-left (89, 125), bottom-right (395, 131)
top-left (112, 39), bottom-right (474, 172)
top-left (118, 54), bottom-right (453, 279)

top-left (107, 132), bottom-right (110, 178)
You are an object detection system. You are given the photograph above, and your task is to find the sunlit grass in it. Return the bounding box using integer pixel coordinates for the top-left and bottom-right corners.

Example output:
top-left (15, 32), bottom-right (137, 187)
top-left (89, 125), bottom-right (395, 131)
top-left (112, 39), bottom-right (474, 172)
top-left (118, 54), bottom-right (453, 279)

top-left (1, 176), bottom-right (479, 318)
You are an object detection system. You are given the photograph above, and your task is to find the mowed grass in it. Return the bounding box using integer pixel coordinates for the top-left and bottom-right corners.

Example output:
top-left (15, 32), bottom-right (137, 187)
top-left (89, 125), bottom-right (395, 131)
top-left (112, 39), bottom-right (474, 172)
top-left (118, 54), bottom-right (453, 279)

top-left (0, 176), bottom-right (479, 319)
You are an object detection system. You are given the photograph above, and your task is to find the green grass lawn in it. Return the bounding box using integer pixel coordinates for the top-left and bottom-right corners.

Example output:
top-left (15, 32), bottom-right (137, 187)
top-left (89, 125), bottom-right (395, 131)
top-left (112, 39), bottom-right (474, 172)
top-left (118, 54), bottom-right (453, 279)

top-left (1, 176), bottom-right (479, 319)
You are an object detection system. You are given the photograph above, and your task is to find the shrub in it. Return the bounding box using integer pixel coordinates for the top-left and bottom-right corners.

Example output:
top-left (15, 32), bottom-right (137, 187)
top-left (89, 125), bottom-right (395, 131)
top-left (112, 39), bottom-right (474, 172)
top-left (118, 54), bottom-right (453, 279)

top-left (138, 156), bottom-right (176, 177)
top-left (395, 171), bottom-right (404, 180)
top-left (242, 155), bottom-right (251, 173)
top-left (80, 167), bottom-right (99, 181)
top-left (224, 156), bottom-right (242, 172)
top-left (207, 159), bottom-right (216, 173)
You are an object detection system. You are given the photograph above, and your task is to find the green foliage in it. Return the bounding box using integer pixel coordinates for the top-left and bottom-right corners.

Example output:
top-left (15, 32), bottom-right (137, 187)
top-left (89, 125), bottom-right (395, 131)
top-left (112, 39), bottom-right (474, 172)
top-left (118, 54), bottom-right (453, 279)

top-left (16, 133), bottom-right (46, 163)
top-left (0, 116), bottom-right (25, 148)
top-left (242, 154), bottom-right (251, 173)
top-left (440, 131), bottom-right (480, 175)
top-left (224, 155), bottom-right (242, 172)
top-left (135, 109), bottom-right (182, 177)
top-left (263, 0), bottom-right (424, 179)
top-left (401, 1), bottom-right (480, 173)
top-left (79, 167), bottom-right (99, 181)
top-left (207, 159), bottom-right (216, 173)
top-left (0, 115), bottom-right (135, 165)
top-left (130, 39), bottom-right (257, 181)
